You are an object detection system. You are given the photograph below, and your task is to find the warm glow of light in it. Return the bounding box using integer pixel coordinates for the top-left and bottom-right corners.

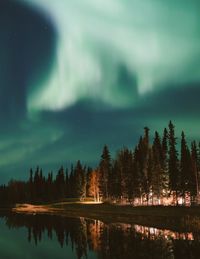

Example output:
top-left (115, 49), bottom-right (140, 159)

top-left (13, 204), bottom-right (49, 214)
top-left (13, 201), bottom-right (103, 215)
top-left (178, 197), bottom-right (184, 205)
top-left (79, 201), bottom-right (103, 204)
top-left (134, 224), bottom-right (194, 241)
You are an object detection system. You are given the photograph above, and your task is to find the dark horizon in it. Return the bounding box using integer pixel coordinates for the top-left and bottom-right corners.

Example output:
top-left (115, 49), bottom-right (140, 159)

top-left (0, 0), bottom-right (200, 182)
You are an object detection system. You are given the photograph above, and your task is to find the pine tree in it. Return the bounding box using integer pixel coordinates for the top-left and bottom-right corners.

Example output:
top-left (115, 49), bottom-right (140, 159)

top-left (126, 150), bottom-right (135, 203)
top-left (136, 128), bottom-right (150, 204)
top-left (168, 121), bottom-right (180, 204)
top-left (111, 160), bottom-right (120, 200)
top-left (46, 172), bottom-right (53, 201)
top-left (29, 168), bottom-right (33, 184)
top-left (191, 141), bottom-right (199, 202)
top-left (146, 148), bottom-right (153, 204)
top-left (132, 146), bottom-right (142, 203)
top-left (65, 168), bottom-right (69, 197)
top-left (107, 161), bottom-right (115, 199)
top-left (74, 161), bottom-right (86, 199)
top-left (39, 168), bottom-right (45, 200)
top-left (99, 145), bottom-right (111, 200)
top-left (152, 131), bottom-right (163, 204)
top-left (116, 148), bottom-right (133, 202)
top-left (55, 166), bottom-right (65, 199)
top-left (34, 166), bottom-right (40, 201)
top-left (29, 168), bottom-right (33, 201)
top-left (161, 128), bottom-right (169, 195)
top-left (69, 165), bottom-right (75, 197)
top-left (180, 131), bottom-right (191, 204)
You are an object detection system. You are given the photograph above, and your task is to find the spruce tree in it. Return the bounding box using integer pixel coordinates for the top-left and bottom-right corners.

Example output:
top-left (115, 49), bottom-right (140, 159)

top-left (29, 168), bottom-right (33, 201)
top-left (180, 131), bottom-right (191, 204)
top-left (116, 148), bottom-right (133, 202)
top-left (168, 121), bottom-right (180, 204)
top-left (136, 128), bottom-right (150, 204)
top-left (191, 141), bottom-right (199, 202)
top-left (146, 148), bottom-right (153, 204)
top-left (55, 166), bottom-right (65, 199)
top-left (152, 131), bottom-right (163, 204)
top-left (132, 146), bottom-right (142, 202)
top-left (47, 172), bottom-right (53, 201)
top-left (112, 159), bottom-right (121, 200)
top-left (74, 161), bottom-right (86, 199)
top-left (99, 145), bottom-right (111, 200)
top-left (69, 165), bottom-right (75, 197)
top-left (161, 128), bottom-right (169, 195)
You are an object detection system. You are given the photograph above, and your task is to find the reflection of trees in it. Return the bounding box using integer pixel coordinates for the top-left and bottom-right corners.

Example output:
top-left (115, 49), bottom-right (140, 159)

top-left (87, 219), bottom-right (102, 251)
top-left (1, 213), bottom-right (200, 259)
top-left (97, 225), bottom-right (173, 259)
top-left (4, 214), bottom-right (88, 259)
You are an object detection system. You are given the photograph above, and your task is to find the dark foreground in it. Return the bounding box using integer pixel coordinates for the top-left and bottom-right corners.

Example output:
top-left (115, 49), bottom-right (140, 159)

top-left (0, 204), bottom-right (199, 258)
top-left (1, 212), bottom-right (200, 259)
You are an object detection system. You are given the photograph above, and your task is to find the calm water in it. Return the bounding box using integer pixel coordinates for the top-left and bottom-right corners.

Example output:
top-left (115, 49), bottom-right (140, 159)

top-left (0, 213), bottom-right (200, 259)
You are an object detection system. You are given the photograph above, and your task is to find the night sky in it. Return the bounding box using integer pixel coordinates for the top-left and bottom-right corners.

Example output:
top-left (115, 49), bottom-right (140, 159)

top-left (1, 0), bottom-right (200, 182)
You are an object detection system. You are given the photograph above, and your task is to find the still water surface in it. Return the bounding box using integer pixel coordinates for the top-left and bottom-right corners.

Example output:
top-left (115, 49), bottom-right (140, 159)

top-left (0, 213), bottom-right (200, 259)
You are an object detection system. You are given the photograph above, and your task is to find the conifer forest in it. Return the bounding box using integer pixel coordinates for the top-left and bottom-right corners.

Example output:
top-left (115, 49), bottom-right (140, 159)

top-left (1, 121), bottom-right (199, 206)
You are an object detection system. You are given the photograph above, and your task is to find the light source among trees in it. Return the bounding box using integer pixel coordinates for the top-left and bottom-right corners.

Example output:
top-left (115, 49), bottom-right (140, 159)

top-left (0, 121), bottom-right (200, 206)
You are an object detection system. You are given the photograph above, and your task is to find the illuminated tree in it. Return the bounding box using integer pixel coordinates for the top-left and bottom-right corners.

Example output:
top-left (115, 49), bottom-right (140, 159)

top-left (88, 170), bottom-right (100, 202)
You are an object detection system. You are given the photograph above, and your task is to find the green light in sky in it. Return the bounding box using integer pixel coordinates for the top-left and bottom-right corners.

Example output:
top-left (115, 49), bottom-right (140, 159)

top-left (23, 0), bottom-right (200, 112)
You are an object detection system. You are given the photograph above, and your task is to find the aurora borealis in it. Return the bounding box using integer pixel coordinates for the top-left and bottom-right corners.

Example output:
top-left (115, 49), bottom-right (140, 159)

top-left (0, 0), bottom-right (200, 182)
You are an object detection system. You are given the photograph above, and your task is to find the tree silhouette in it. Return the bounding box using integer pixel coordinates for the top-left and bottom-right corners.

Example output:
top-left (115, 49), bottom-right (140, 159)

top-left (0, 121), bottom-right (200, 206)
top-left (74, 161), bottom-right (86, 199)
top-left (168, 121), bottom-right (180, 205)
top-left (99, 145), bottom-right (111, 200)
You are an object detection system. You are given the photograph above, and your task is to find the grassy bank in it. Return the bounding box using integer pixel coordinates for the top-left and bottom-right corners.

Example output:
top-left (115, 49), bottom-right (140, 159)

top-left (12, 202), bottom-right (200, 232)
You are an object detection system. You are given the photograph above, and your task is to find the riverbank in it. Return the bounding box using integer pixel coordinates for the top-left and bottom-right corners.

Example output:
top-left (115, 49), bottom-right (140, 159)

top-left (12, 202), bottom-right (200, 232)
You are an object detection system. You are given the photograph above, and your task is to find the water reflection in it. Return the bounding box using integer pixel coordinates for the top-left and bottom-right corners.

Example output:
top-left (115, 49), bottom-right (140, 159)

top-left (134, 224), bottom-right (194, 240)
top-left (1, 212), bottom-right (200, 259)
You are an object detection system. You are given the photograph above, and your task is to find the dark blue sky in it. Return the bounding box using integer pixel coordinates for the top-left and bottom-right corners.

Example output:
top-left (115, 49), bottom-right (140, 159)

top-left (0, 0), bottom-right (200, 182)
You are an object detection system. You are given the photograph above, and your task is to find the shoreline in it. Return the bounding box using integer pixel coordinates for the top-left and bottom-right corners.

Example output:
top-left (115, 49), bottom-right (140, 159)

top-left (10, 202), bottom-right (200, 232)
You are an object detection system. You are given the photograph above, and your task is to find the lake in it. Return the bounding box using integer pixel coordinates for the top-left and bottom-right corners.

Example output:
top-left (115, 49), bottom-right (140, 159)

top-left (0, 212), bottom-right (200, 259)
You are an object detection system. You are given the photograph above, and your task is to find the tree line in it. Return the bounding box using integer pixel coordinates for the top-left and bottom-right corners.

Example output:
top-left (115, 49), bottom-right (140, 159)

top-left (0, 121), bottom-right (199, 206)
